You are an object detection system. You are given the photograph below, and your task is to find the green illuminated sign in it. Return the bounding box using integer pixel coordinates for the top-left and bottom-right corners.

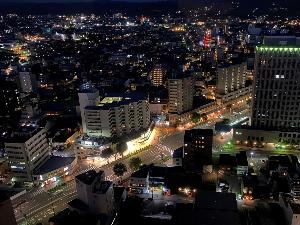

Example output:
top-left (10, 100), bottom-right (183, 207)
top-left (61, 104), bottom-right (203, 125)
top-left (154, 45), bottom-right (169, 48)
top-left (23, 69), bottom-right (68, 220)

top-left (256, 46), bottom-right (300, 53)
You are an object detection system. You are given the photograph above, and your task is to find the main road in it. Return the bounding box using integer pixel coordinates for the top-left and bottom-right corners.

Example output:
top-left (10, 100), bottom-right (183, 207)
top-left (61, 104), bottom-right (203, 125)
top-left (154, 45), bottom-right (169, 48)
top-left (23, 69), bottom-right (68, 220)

top-left (15, 105), bottom-right (250, 225)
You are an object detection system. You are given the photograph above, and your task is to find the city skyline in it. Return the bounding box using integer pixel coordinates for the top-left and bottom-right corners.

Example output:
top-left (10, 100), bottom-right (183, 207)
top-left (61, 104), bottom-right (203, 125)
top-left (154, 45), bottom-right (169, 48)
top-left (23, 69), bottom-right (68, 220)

top-left (1, 1), bottom-right (300, 225)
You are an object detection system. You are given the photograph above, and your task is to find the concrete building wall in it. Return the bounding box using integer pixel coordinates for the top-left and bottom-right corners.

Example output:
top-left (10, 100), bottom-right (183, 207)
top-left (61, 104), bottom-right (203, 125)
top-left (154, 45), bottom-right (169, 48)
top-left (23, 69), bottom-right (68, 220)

top-left (5, 128), bottom-right (50, 182)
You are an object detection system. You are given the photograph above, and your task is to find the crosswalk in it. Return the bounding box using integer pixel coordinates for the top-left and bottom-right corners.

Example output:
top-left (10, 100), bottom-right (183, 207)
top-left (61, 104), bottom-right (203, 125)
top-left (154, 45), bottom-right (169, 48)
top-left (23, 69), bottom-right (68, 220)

top-left (30, 188), bottom-right (45, 198)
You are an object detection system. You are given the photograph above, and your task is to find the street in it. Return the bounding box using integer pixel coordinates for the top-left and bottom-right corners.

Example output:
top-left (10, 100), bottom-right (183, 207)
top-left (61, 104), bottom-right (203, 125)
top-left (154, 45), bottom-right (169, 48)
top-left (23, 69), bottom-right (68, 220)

top-left (15, 103), bottom-right (251, 225)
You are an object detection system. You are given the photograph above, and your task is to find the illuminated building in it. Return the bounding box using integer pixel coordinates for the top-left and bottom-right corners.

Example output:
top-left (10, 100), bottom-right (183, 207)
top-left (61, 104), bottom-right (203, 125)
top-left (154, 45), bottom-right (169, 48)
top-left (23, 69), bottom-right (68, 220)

top-left (234, 36), bottom-right (300, 146)
top-left (168, 72), bottom-right (194, 115)
top-left (5, 126), bottom-right (50, 182)
top-left (216, 61), bottom-right (251, 103)
top-left (183, 129), bottom-right (213, 173)
top-left (149, 64), bottom-right (166, 87)
top-left (0, 80), bottom-right (21, 118)
top-left (78, 83), bottom-right (100, 134)
top-left (83, 93), bottom-right (150, 138)
top-left (203, 30), bottom-right (212, 49)
top-left (19, 71), bottom-right (36, 93)
top-left (252, 36), bottom-right (300, 132)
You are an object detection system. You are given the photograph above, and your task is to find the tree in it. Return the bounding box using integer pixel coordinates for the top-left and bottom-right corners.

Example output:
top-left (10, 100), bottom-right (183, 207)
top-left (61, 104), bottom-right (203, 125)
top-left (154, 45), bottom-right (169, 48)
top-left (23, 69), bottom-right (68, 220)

top-left (116, 141), bottom-right (127, 157)
top-left (113, 163), bottom-right (127, 178)
top-left (101, 148), bottom-right (113, 159)
top-left (129, 157), bottom-right (142, 171)
top-left (191, 112), bottom-right (200, 123)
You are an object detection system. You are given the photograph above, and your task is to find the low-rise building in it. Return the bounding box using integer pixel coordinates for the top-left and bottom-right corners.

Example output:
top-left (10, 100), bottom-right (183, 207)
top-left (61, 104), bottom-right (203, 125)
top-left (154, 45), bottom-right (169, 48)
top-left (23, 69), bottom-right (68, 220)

top-left (33, 156), bottom-right (76, 185)
top-left (129, 167), bottom-right (149, 194)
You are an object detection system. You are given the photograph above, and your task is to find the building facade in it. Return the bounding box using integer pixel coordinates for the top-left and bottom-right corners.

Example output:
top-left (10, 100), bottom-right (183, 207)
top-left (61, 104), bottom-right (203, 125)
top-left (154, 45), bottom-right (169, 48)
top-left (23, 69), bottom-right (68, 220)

top-left (19, 72), bottom-right (36, 93)
top-left (149, 64), bottom-right (166, 87)
top-left (183, 129), bottom-right (213, 172)
top-left (75, 170), bottom-right (114, 215)
top-left (216, 61), bottom-right (247, 95)
top-left (78, 87), bottom-right (100, 134)
top-left (5, 126), bottom-right (50, 182)
top-left (0, 80), bottom-right (21, 118)
top-left (251, 37), bottom-right (300, 131)
top-left (234, 36), bottom-right (300, 146)
top-left (84, 94), bottom-right (150, 138)
top-left (168, 73), bottom-right (194, 115)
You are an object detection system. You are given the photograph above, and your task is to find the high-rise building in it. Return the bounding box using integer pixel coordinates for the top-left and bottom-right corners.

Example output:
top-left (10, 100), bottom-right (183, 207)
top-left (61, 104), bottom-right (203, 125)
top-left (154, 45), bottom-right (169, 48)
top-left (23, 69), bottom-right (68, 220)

top-left (19, 72), bottom-right (36, 93)
top-left (83, 93), bottom-right (150, 137)
top-left (234, 36), bottom-right (300, 146)
top-left (149, 64), bottom-right (166, 87)
top-left (5, 126), bottom-right (50, 182)
top-left (78, 83), bottom-right (100, 133)
top-left (251, 36), bottom-right (300, 131)
top-left (0, 80), bottom-right (21, 118)
top-left (216, 62), bottom-right (247, 95)
top-left (168, 73), bottom-right (194, 115)
top-left (183, 129), bottom-right (213, 172)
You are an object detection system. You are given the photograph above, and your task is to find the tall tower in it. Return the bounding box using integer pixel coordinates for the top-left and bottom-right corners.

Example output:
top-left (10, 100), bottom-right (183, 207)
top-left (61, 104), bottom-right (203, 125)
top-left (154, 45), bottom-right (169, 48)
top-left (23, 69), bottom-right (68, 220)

top-left (251, 36), bottom-right (300, 131)
top-left (78, 82), bottom-right (99, 134)
top-left (168, 72), bottom-right (194, 115)
top-left (149, 64), bottom-right (166, 87)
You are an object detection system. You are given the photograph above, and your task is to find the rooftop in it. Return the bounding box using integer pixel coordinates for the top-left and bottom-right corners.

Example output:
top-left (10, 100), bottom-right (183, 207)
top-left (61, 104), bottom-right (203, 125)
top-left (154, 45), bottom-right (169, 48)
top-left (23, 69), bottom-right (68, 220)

top-left (172, 147), bottom-right (183, 159)
top-left (131, 167), bottom-right (149, 178)
top-left (85, 92), bottom-right (148, 110)
top-left (93, 180), bottom-right (112, 194)
top-left (76, 170), bottom-right (104, 185)
top-left (5, 126), bottom-right (43, 143)
top-left (194, 192), bottom-right (237, 211)
top-left (34, 156), bottom-right (75, 175)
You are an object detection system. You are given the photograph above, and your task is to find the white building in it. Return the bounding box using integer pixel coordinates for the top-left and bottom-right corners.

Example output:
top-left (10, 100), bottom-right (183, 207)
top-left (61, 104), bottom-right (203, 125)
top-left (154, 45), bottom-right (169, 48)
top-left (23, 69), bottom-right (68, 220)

top-left (78, 86), bottom-right (100, 133)
top-left (5, 126), bottom-right (50, 182)
top-left (129, 167), bottom-right (149, 194)
top-left (83, 93), bottom-right (150, 138)
top-left (168, 73), bottom-right (194, 115)
top-left (19, 72), bottom-right (35, 93)
top-left (75, 170), bottom-right (114, 215)
top-left (216, 62), bottom-right (247, 95)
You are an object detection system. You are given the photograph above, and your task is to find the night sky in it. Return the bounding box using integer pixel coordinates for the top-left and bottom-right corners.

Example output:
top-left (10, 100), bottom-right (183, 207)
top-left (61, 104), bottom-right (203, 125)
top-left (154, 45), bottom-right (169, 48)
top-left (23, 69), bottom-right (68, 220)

top-left (0, 0), bottom-right (174, 2)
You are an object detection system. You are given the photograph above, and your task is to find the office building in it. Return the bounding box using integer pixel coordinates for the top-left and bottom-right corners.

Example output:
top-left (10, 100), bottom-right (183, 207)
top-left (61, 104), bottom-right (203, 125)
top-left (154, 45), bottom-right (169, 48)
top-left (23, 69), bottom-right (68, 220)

top-left (251, 36), bottom-right (300, 131)
top-left (74, 170), bottom-right (114, 215)
top-left (83, 93), bottom-right (150, 138)
top-left (5, 125), bottom-right (50, 182)
top-left (234, 36), bottom-right (300, 146)
top-left (149, 64), bottom-right (166, 87)
top-left (168, 72), bottom-right (194, 115)
top-left (183, 129), bottom-right (213, 172)
top-left (0, 79), bottom-right (21, 118)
